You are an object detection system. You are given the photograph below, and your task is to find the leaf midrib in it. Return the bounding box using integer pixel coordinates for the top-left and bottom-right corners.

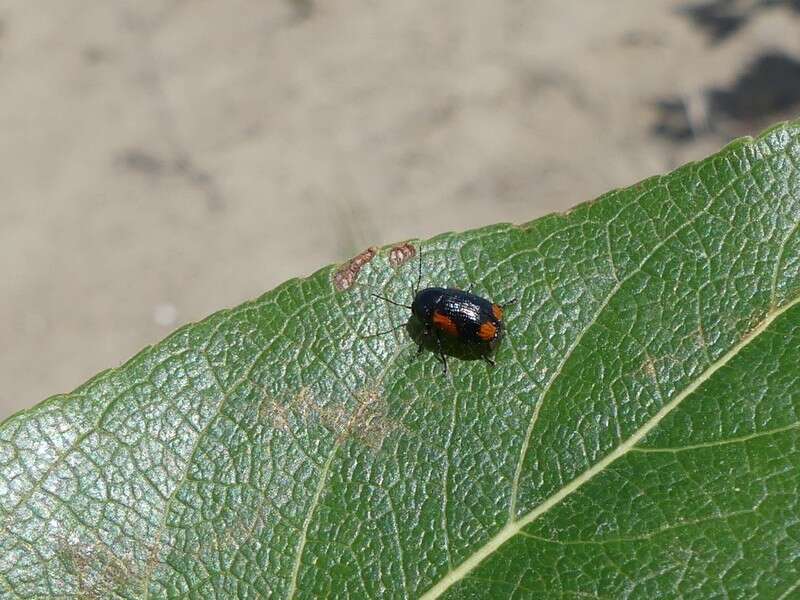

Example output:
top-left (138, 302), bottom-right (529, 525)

top-left (420, 293), bottom-right (800, 599)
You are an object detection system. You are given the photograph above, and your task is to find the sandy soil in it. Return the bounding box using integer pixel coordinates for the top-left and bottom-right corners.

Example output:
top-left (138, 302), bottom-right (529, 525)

top-left (3, 0), bottom-right (800, 418)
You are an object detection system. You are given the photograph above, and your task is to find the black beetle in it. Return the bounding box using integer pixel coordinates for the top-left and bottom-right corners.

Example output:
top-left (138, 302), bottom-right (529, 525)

top-left (369, 246), bottom-right (514, 374)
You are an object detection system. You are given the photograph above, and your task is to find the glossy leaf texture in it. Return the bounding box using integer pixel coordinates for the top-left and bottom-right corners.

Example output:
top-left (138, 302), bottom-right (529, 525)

top-left (3, 121), bottom-right (800, 599)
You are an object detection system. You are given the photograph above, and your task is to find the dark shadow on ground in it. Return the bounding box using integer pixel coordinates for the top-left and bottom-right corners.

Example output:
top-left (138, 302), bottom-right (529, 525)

top-left (653, 51), bottom-right (800, 141)
top-left (680, 0), bottom-right (800, 44)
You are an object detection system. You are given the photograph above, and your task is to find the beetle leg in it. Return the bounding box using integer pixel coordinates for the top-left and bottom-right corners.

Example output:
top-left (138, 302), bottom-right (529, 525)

top-left (482, 355), bottom-right (496, 368)
top-left (418, 324), bottom-right (431, 355)
top-left (502, 298), bottom-right (517, 308)
top-left (435, 331), bottom-right (448, 375)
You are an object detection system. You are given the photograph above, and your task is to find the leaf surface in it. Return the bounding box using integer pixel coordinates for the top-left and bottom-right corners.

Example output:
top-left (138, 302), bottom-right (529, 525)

top-left (2, 122), bottom-right (800, 599)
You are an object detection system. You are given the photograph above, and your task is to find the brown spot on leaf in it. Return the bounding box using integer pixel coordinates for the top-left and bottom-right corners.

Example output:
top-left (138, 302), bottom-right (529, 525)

top-left (320, 387), bottom-right (402, 450)
top-left (256, 382), bottom-right (402, 450)
top-left (257, 384), bottom-right (314, 431)
top-left (641, 354), bottom-right (658, 382)
top-left (389, 242), bottom-right (416, 268)
top-left (56, 536), bottom-right (156, 598)
top-left (333, 247), bottom-right (377, 291)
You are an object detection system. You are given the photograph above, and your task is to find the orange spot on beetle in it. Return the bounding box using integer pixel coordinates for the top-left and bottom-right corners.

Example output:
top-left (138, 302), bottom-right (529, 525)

top-left (478, 321), bottom-right (498, 341)
top-left (432, 311), bottom-right (458, 336)
top-left (491, 304), bottom-right (503, 320)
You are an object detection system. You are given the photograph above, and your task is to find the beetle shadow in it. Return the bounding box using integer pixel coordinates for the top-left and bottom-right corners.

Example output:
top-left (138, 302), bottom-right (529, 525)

top-left (404, 317), bottom-right (494, 365)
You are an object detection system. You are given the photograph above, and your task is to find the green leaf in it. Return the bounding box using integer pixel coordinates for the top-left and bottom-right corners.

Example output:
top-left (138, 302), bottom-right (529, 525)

top-left (3, 121), bottom-right (800, 599)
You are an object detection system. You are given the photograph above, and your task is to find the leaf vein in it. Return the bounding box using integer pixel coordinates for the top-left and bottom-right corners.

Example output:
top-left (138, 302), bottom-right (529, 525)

top-left (632, 421), bottom-right (800, 453)
top-left (286, 441), bottom-right (339, 600)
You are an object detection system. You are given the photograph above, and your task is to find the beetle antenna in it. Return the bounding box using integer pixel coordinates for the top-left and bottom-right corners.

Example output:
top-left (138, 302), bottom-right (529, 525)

top-left (414, 244), bottom-right (422, 297)
top-left (359, 322), bottom-right (407, 339)
top-left (371, 293), bottom-right (412, 310)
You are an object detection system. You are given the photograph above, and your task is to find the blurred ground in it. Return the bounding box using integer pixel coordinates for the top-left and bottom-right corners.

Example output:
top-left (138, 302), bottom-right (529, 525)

top-left (3, 0), bottom-right (800, 418)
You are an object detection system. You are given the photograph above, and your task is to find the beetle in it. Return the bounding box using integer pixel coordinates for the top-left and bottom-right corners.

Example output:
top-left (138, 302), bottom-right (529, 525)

top-left (368, 247), bottom-right (514, 374)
